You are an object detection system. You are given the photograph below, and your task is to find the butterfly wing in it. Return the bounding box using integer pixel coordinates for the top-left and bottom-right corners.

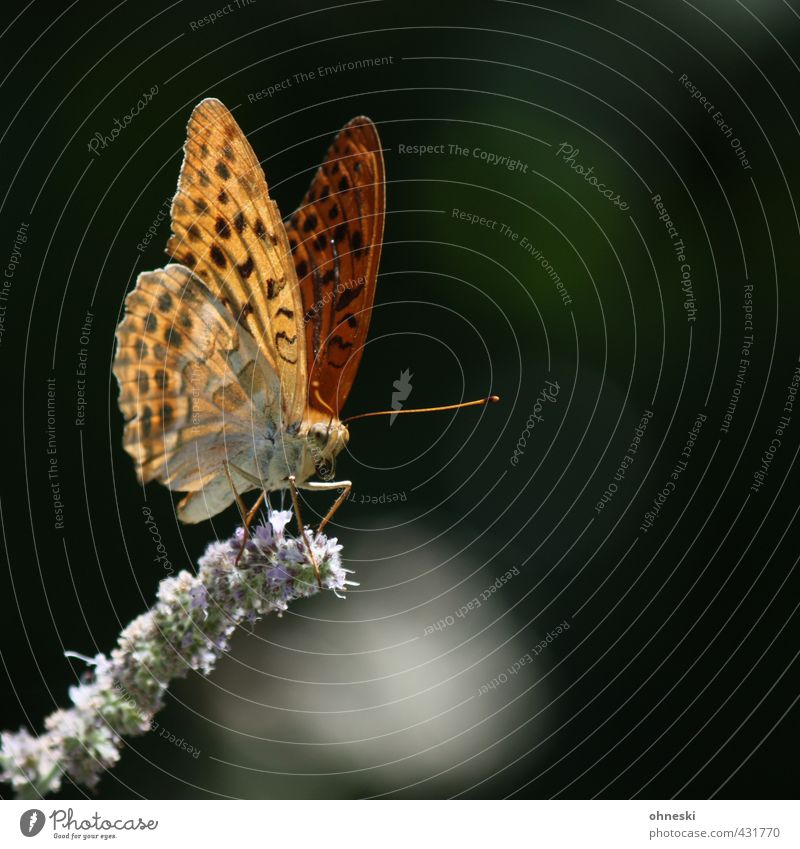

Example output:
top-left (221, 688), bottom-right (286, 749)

top-left (113, 264), bottom-right (282, 522)
top-left (166, 98), bottom-right (307, 425)
top-left (284, 116), bottom-right (385, 417)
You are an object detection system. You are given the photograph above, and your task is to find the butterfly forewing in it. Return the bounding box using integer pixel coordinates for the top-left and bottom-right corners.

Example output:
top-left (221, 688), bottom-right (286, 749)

top-left (166, 98), bottom-right (307, 423)
top-left (284, 116), bottom-right (385, 417)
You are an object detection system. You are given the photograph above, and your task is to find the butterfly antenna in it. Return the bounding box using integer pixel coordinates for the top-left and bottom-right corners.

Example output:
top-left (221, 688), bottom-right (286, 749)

top-left (343, 395), bottom-right (500, 424)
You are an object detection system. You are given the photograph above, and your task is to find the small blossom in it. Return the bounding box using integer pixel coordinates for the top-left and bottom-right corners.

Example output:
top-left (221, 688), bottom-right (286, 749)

top-left (268, 510), bottom-right (293, 537)
top-left (189, 585), bottom-right (208, 611)
top-left (251, 521), bottom-right (273, 548)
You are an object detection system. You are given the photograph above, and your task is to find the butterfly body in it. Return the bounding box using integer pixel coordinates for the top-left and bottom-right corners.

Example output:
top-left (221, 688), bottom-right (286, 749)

top-left (114, 99), bottom-right (383, 525)
top-left (250, 415), bottom-right (349, 496)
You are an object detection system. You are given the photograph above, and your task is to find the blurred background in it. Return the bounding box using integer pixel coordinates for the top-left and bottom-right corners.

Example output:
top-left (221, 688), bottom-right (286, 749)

top-left (1, 0), bottom-right (799, 798)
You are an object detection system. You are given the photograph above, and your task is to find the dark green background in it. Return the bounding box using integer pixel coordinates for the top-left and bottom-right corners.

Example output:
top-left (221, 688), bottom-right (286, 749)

top-left (1, 0), bottom-right (798, 798)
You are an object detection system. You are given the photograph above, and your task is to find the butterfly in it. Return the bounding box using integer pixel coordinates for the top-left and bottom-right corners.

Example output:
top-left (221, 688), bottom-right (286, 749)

top-left (113, 99), bottom-right (385, 553)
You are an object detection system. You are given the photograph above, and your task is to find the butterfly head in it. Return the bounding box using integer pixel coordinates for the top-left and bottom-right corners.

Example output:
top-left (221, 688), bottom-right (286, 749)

top-left (301, 417), bottom-right (349, 482)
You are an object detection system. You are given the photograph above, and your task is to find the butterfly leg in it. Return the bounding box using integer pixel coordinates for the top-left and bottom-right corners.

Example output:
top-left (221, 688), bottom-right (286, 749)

top-left (301, 479), bottom-right (353, 534)
top-left (223, 461), bottom-right (266, 566)
top-left (287, 475), bottom-right (322, 588)
top-left (222, 460), bottom-right (249, 522)
top-left (237, 490), bottom-right (266, 562)
top-left (225, 462), bottom-right (270, 528)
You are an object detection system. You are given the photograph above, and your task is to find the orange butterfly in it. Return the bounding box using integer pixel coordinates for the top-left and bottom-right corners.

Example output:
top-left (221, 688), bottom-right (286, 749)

top-left (113, 99), bottom-right (495, 576)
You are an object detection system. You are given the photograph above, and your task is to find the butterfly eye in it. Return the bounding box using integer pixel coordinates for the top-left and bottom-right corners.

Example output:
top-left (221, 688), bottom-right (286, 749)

top-left (305, 424), bottom-right (335, 480)
top-left (308, 423), bottom-right (328, 447)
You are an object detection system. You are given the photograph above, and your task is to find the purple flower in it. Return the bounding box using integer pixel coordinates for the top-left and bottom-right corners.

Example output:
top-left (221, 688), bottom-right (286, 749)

top-left (189, 585), bottom-right (208, 611)
top-left (252, 521), bottom-right (273, 547)
top-left (266, 564), bottom-right (292, 585)
top-left (268, 509), bottom-right (293, 537)
top-left (0, 508), bottom-right (351, 798)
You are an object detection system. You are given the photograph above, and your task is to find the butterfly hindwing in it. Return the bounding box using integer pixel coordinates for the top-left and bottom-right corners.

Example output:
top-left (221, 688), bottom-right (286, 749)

top-left (166, 98), bottom-right (307, 424)
top-left (113, 263), bottom-right (282, 521)
top-left (284, 116), bottom-right (385, 416)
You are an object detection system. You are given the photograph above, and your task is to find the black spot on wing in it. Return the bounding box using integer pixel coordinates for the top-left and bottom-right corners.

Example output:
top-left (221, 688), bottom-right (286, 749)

top-left (165, 326), bottom-right (182, 348)
top-left (237, 256), bottom-right (254, 279)
top-left (275, 330), bottom-right (297, 363)
top-left (267, 277), bottom-right (286, 299)
top-left (336, 281), bottom-right (364, 311)
top-left (210, 245), bottom-right (226, 268)
top-left (337, 312), bottom-right (358, 329)
top-left (140, 405), bottom-right (152, 437)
